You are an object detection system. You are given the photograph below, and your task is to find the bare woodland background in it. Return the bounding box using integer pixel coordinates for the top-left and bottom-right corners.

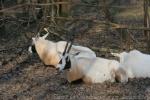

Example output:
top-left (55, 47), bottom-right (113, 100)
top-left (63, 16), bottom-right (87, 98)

top-left (1, 0), bottom-right (150, 53)
top-left (0, 0), bottom-right (150, 100)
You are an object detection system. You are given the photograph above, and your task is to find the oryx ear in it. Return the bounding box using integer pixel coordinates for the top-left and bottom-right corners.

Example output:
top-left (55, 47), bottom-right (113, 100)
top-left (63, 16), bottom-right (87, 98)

top-left (42, 28), bottom-right (49, 39)
top-left (70, 52), bottom-right (80, 57)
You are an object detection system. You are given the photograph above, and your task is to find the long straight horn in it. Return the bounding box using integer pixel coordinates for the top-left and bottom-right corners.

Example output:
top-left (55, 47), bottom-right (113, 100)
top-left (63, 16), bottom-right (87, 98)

top-left (63, 42), bottom-right (69, 55)
top-left (66, 41), bottom-right (73, 53)
top-left (42, 28), bottom-right (50, 39)
top-left (44, 28), bottom-right (49, 34)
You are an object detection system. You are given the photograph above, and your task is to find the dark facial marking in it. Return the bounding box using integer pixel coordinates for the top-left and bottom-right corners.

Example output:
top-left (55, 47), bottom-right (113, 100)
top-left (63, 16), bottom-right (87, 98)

top-left (31, 45), bottom-right (37, 54)
top-left (61, 52), bottom-right (80, 70)
top-left (59, 59), bottom-right (63, 64)
top-left (64, 56), bottom-right (71, 70)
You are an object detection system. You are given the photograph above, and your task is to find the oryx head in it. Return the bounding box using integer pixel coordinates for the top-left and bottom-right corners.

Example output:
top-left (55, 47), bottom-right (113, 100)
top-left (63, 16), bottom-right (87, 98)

top-left (28, 28), bottom-right (50, 54)
top-left (56, 41), bottom-right (73, 71)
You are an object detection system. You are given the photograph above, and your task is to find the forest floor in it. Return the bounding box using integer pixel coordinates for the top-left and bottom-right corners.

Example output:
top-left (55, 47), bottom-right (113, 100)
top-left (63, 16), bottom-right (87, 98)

top-left (0, 1), bottom-right (150, 99)
top-left (0, 32), bottom-right (150, 100)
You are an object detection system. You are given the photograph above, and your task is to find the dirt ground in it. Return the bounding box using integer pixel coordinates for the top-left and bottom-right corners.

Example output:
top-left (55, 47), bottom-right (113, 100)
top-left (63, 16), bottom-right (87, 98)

top-left (0, 1), bottom-right (150, 99)
top-left (0, 33), bottom-right (150, 100)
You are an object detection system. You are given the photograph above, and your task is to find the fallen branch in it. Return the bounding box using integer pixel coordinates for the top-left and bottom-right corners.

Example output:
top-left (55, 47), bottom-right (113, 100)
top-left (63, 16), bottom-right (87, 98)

top-left (76, 3), bottom-right (141, 9)
top-left (0, 4), bottom-right (27, 13)
top-left (46, 28), bottom-right (65, 40)
top-left (29, 2), bottom-right (69, 6)
top-left (0, 2), bottom-right (69, 13)
top-left (47, 16), bottom-right (150, 31)
top-left (89, 46), bottom-right (120, 53)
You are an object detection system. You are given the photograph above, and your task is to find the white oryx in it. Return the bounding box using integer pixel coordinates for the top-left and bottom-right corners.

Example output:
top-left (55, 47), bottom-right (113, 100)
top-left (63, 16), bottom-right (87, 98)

top-left (28, 28), bottom-right (96, 67)
top-left (111, 50), bottom-right (150, 82)
top-left (57, 43), bottom-right (126, 84)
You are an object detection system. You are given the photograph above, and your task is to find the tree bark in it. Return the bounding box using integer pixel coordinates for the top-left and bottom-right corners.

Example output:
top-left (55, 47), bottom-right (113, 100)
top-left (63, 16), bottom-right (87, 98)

top-left (0, 0), bottom-right (5, 38)
top-left (144, 0), bottom-right (150, 51)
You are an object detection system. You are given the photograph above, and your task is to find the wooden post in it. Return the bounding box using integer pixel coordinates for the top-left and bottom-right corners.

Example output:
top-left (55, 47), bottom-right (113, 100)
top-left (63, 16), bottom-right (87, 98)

top-left (0, 0), bottom-right (5, 38)
top-left (126, 29), bottom-right (131, 50)
top-left (120, 29), bottom-right (123, 51)
top-left (58, 0), bottom-right (70, 16)
top-left (55, 0), bottom-right (60, 17)
top-left (51, 0), bottom-right (55, 21)
top-left (102, 0), bottom-right (112, 52)
top-left (102, 0), bottom-right (112, 21)
top-left (68, 0), bottom-right (71, 17)
top-left (0, 0), bottom-right (3, 16)
top-left (144, 0), bottom-right (150, 51)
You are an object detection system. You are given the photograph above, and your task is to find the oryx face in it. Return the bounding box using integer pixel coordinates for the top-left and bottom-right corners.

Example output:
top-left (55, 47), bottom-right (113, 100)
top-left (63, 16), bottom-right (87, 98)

top-left (57, 52), bottom-right (80, 71)
top-left (56, 40), bottom-right (74, 71)
top-left (28, 37), bottom-right (37, 54)
top-left (28, 28), bottom-right (50, 54)
top-left (57, 53), bottom-right (71, 71)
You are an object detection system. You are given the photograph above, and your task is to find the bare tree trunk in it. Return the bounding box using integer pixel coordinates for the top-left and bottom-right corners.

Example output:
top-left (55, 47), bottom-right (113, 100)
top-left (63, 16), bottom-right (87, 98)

top-left (0, 0), bottom-right (4, 15)
top-left (0, 0), bottom-right (5, 38)
top-left (102, 0), bottom-right (112, 21)
top-left (144, 0), bottom-right (150, 51)
top-left (51, 0), bottom-right (55, 21)
top-left (61, 0), bottom-right (69, 15)
top-left (55, 0), bottom-right (60, 17)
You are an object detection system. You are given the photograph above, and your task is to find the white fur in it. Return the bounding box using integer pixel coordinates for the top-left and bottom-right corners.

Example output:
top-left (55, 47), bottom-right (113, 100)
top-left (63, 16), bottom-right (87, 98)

top-left (58, 51), bottom-right (97, 71)
top-left (29, 35), bottom-right (96, 67)
top-left (111, 52), bottom-right (128, 64)
top-left (82, 57), bottom-right (120, 84)
top-left (57, 53), bottom-right (120, 84)
top-left (112, 50), bottom-right (150, 82)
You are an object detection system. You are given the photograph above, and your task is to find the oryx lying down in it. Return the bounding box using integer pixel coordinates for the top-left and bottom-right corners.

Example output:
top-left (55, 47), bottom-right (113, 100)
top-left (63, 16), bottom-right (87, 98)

top-left (111, 50), bottom-right (150, 82)
top-left (28, 28), bottom-right (96, 67)
top-left (57, 43), bottom-right (126, 84)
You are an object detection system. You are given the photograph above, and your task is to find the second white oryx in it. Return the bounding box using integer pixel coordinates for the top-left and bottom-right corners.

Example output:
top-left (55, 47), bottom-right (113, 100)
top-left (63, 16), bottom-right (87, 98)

top-left (111, 50), bottom-right (150, 82)
top-left (57, 43), bottom-right (126, 84)
top-left (28, 28), bottom-right (96, 68)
